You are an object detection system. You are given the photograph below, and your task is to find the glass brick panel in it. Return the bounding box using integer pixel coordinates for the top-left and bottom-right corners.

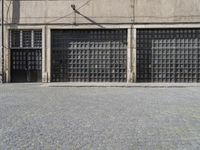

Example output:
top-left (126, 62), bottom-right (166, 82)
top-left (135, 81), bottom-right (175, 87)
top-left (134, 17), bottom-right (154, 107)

top-left (137, 29), bottom-right (200, 83)
top-left (51, 29), bottom-right (127, 82)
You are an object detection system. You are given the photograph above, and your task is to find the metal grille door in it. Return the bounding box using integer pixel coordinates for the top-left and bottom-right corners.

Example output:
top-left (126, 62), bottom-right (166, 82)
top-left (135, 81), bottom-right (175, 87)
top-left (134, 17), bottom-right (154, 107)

top-left (137, 29), bottom-right (200, 82)
top-left (51, 30), bottom-right (127, 82)
top-left (11, 49), bottom-right (42, 82)
top-left (10, 30), bottom-right (42, 82)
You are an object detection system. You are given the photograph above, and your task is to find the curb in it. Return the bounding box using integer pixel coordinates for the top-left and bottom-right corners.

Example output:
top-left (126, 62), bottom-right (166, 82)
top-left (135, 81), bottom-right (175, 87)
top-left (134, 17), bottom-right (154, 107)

top-left (41, 83), bottom-right (200, 88)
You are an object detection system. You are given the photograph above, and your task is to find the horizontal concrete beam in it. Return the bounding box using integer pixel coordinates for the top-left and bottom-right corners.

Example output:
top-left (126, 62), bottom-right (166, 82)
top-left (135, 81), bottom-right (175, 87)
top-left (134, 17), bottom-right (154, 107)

top-left (3, 0), bottom-right (200, 24)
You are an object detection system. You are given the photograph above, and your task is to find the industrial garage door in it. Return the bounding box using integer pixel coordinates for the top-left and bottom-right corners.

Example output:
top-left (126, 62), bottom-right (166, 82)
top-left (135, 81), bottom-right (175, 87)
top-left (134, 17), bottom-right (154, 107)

top-left (137, 29), bottom-right (200, 82)
top-left (51, 30), bottom-right (127, 82)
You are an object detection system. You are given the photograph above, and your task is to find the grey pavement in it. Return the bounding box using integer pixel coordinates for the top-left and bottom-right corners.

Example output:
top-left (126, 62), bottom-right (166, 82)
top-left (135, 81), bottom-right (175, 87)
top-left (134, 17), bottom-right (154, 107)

top-left (0, 84), bottom-right (200, 150)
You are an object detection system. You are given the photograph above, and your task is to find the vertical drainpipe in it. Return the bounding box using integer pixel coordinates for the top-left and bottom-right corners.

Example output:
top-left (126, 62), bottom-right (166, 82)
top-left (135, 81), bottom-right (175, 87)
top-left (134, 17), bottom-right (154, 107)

top-left (1, 0), bottom-right (4, 83)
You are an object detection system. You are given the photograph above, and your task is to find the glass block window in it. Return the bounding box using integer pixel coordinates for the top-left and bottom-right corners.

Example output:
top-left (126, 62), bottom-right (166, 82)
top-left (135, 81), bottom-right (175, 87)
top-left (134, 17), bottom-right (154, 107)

top-left (34, 31), bottom-right (42, 48)
top-left (10, 30), bottom-right (42, 49)
top-left (22, 31), bottom-right (32, 48)
top-left (10, 30), bottom-right (20, 48)
top-left (51, 29), bottom-right (127, 82)
top-left (137, 28), bottom-right (200, 83)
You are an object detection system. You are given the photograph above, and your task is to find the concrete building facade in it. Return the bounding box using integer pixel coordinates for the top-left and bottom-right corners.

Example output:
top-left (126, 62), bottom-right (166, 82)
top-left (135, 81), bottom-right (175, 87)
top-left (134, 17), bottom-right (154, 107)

top-left (1, 0), bottom-right (200, 83)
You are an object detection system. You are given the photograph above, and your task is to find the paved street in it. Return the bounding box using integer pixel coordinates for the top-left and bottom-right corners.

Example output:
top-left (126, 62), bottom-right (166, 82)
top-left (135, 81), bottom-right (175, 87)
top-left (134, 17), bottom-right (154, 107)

top-left (0, 84), bottom-right (200, 150)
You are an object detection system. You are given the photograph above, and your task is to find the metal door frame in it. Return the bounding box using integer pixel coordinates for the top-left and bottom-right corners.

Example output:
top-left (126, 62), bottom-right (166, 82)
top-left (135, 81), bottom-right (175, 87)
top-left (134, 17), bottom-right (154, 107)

top-left (5, 26), bottom-right (45, 83)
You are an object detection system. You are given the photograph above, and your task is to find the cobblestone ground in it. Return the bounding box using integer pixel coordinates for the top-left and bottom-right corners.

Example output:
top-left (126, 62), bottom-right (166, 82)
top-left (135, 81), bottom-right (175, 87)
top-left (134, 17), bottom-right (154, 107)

top-left (0, 84), bottom-right (200, 150)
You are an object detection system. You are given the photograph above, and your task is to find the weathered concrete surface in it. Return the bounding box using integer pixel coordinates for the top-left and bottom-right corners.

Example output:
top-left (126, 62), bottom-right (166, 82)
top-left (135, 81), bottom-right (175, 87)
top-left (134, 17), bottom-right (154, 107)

top-left (42, 82), bottom-right (200, 88)
top-left (0, 84), bottom-right (200, 149)
top-left (135, 0), bottom-right (200, 23)
top-left (4, 0), bottom-right (200, 24)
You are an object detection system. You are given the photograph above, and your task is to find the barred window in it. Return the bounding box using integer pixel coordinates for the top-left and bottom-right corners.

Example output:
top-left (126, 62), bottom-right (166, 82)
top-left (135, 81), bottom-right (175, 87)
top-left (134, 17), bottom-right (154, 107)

top-left (10, 30), bottom-right (42, 49)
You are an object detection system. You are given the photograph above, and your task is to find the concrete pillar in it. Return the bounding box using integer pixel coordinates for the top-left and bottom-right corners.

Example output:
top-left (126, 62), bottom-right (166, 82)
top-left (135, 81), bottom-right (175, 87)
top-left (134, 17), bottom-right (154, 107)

top-left (132, 27), bottom-right (137, 82)
top-left (42, 26), bottom-right (48, 83)
top-left (127, 28), bottom-right (133, 82)
top-left (0, 36), bottom-right (3, 83)
top-left (0, 27), bottom-right (2, 83)
top-left (0, 27), bottom-right (10, 83)
top-left (0, 0), bottom-right (3, 83)
top-left (46, 26), bottom-right (51, 83)
top-left (4, 29), bottom-right (9, 83)
top-left (127, 26), bottom-right (137, 83)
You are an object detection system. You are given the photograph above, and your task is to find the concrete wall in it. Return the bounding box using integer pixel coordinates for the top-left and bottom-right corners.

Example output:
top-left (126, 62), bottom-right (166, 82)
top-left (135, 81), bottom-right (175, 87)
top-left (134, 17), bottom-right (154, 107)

top-left (2, 0), bottom-right (200, 83)
top-left (135, 0), bottom-right (200, 23)
top-left (4, 0), bottom-right (200, 25)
